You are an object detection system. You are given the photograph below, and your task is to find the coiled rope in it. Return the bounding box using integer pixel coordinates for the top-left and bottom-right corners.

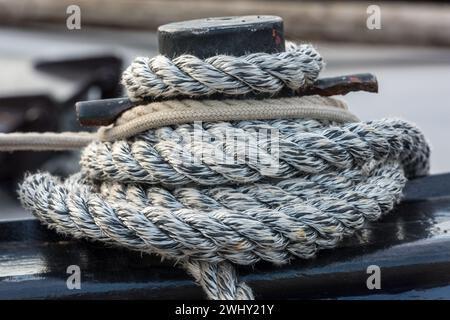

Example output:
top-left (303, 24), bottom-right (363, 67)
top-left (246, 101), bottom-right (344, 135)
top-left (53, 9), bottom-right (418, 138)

top-left (122, 42), bottom-right (324, 101)
top-left (9, 43), bottom-right (431, 300)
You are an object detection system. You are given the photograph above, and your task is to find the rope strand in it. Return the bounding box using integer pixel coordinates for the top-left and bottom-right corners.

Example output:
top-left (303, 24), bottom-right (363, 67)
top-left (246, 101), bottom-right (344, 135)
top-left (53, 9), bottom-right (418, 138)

top-left (18, 118), bottom-right (429, 299)
top-left (6, 42), bottom-right (431, 300)
top-left (122, 42), bottom-right (324, 101)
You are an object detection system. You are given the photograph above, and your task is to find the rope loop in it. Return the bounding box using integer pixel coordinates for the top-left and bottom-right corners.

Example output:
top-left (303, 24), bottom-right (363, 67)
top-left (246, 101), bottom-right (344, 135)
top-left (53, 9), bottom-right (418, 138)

top-left (13, 42), bottom-right (431, 300)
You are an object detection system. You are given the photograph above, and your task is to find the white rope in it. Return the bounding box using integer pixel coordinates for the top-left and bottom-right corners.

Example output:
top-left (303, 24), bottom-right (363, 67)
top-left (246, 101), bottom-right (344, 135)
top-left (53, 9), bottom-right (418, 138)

top-left (99, 95), bottom-right (358, 141)
top-left (122, 42), bottom-right (324, 101)
top-left (18, 118), bottom-right (430, 299)
top-left (6, 42), bottom-right (431, 300)
top-left (0, 96), bottom-right (356, 151)
top-left (0, 132), bottom-right (96, 151)
top-left (84, 118), bottom-right (429, 186)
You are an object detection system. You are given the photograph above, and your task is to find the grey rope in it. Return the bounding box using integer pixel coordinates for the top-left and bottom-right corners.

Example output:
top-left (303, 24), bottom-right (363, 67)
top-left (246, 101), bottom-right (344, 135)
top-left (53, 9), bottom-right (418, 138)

top-left (184, 260), bottom-right (255, 300)
top-left (13, 43), bottom-right (431, 300)
top-left (18, 118), bottom-right (430, 299)
top-left (122, 42), bottom-right (324, 101)
top-left (81, 119), bottom-right (429, 186)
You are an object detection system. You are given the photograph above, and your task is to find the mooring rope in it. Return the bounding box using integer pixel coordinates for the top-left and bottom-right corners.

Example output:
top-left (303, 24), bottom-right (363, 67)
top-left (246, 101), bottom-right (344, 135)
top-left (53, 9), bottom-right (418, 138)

top-left (98, 96), bottom-right (358, 141)
top-left (4, 42), bottom-right (431, 299)
top-left (0, 96), bottom-right (357, 151)
top-left (0, 132), bottom-right (96, 151)
top-left (122, 42), bottom-right (324, 101)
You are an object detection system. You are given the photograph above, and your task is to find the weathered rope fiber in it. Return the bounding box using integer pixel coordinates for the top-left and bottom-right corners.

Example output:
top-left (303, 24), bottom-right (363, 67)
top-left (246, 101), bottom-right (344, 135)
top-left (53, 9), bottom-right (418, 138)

top-left (11, 42), bottom-right (431, 299)
top-left (18, 118), bottom-right (430, 299)
top-left (122, 42), bottom-right (324, 101)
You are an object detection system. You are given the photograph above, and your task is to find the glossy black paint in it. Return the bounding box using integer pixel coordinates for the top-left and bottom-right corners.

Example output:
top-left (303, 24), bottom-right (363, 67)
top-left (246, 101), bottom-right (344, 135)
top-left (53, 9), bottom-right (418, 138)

top-left (158, 16), bottom-right (285, 59)
top-left (76, 97), bottom-right (135, 126)
top-left (1, 174), bottom-right (450, 299)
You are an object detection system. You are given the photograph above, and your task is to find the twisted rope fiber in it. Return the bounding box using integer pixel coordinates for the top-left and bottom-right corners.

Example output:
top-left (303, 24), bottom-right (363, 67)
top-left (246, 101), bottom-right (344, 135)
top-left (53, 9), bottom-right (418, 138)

top-left (19, 118), bottom-right (430, 299)
top-left (122, 42), bottom-right (324, 101)
top-left (16, 42), bottom-right (431, 299)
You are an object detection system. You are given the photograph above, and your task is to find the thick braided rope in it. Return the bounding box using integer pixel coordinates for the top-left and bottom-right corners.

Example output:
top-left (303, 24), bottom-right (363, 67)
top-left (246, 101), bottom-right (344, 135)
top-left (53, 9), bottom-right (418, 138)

top-left (113, 96), bottom-right (349, 127)
top-left (122, 42), bottom-right (324, 101)
top-left (14, 42), bottom-right (430, 299)
top-left (18, 118), bottom-right (430, 299)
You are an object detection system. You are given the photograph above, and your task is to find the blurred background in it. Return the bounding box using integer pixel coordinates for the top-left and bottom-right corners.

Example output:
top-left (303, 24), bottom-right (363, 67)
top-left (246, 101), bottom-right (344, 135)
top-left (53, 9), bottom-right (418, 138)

top-left (0, 0), bottom-right (449, 220)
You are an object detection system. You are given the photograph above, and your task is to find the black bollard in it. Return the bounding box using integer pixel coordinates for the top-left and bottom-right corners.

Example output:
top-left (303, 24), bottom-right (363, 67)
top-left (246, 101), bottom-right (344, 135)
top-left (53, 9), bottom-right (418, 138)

top-left (158, 15), bottom-right (285, 59)
top-left (77, 15), bottom-right (286, 126)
